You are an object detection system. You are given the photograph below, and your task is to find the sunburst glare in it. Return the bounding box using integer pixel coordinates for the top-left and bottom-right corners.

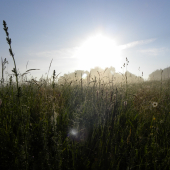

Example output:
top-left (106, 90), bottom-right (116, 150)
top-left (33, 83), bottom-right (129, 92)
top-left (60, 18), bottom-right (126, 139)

top-left (74, 33), bottom-right (122, 72)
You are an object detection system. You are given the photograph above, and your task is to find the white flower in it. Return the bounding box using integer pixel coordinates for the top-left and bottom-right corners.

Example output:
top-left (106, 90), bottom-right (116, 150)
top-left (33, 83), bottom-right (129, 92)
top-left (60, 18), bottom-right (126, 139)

top-left (152, 102), bottom-right (158, 107)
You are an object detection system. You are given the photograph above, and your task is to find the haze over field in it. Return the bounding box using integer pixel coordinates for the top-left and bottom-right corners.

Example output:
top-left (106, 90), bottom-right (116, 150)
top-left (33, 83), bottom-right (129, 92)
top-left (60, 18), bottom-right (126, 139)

top-left (1, 1), bottom-right (170, 82)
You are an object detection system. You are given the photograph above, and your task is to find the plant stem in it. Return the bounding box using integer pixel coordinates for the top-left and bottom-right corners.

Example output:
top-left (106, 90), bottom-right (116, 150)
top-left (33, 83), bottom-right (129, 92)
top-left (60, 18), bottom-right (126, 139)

top-left (3, 20), bottom-right (20, 99)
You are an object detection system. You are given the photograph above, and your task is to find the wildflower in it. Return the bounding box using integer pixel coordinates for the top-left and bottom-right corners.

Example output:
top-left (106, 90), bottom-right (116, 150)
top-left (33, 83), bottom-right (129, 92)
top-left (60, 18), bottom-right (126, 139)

top-left (153, 117), bottom-right (156, 121)
top-left (152, 102), bottom-right (158, 107)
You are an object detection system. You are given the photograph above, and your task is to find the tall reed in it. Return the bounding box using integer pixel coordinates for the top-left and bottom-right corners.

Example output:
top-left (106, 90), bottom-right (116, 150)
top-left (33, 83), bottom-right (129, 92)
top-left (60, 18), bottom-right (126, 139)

top-left (3, 20), bottom-right (21, 99)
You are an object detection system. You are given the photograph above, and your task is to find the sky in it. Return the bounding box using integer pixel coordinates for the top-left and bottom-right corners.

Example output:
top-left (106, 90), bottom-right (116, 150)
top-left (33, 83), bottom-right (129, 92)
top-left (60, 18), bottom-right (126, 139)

top-left (0, 0), bottom-right (170, 82)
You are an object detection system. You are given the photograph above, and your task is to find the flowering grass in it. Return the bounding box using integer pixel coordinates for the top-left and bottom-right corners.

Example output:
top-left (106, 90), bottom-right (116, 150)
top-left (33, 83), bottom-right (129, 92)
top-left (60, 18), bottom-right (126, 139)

top-left (1, 21), bottom-right (170, 170)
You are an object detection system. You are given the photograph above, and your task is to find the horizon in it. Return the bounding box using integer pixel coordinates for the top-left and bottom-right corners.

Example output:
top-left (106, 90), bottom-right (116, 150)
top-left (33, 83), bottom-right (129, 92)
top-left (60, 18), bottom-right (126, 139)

top-left (1, 1), bottom-right (170, 82)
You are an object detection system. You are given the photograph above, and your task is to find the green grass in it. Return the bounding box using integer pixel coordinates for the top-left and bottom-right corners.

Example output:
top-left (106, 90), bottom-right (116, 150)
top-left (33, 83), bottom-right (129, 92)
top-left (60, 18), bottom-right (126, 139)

top-left (1, 20), bottom-right (170, 170)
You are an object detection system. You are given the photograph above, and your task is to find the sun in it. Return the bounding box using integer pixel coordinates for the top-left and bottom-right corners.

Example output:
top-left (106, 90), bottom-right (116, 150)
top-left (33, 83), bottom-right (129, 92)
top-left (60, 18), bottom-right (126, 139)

top-left (74, 33), bottom-right (122, 72)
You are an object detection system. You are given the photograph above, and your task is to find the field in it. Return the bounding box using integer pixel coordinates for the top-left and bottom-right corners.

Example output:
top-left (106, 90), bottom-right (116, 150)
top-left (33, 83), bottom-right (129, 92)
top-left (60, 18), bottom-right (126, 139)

top-left (1, 21), bottom-right (170, 170)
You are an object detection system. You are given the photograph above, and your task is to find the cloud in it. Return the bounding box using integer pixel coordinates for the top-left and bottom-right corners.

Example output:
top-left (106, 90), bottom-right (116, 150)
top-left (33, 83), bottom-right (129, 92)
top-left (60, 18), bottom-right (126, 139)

top-left (139, 47), bottom-right (167, 56)
top-left (119, 38), bottom-right (156, 49)
top-left (30, 47), bottom-right (79, 59)
top-left (29, 38), bottom-right (157, 59)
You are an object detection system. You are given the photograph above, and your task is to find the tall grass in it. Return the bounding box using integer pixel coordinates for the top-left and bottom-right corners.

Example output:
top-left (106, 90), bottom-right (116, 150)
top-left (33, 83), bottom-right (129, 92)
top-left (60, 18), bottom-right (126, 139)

top-left (1, 21), bottom-right (170, 170)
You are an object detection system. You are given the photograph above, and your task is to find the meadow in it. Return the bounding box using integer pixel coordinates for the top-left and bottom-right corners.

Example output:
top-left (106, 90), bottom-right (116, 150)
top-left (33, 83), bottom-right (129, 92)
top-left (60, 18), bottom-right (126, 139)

top-left (1, 20), bottom-right (170, 170)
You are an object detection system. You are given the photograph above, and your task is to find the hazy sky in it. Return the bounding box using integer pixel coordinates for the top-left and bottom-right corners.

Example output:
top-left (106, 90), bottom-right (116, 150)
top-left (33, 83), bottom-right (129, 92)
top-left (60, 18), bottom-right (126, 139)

top-left (0, 0), bottom-right (170, 81)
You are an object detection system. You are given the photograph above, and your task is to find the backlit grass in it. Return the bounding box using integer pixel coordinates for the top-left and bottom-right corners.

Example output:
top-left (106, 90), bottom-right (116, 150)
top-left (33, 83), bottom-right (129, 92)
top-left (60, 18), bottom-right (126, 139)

top-left (1, 20), bottom-right (170, 170)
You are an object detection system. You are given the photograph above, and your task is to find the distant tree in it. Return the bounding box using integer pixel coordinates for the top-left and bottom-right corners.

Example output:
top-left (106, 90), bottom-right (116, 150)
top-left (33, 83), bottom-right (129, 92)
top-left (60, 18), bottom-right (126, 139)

top-left (149, 67), bottom-right (170, 81)
top-left (57, 66), bottom-right (145, 86)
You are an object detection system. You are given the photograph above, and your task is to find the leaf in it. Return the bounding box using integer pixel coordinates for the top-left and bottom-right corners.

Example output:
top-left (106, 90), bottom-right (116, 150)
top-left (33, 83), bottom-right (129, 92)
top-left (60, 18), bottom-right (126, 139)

top-left (11, 68), bottom-right (14, 72)
top-left (25, 69), bottom-right (40, 72)
top-left (127, 119), bottom-right (134, 129)
top-left (21, 73), bottom-right (28, 76)
top-left (21, 69), bottom-right (40, 76)
top-left (134, 113), bottom-right (138, 120)
top-left (62, 148), bottom-right (66, 153)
